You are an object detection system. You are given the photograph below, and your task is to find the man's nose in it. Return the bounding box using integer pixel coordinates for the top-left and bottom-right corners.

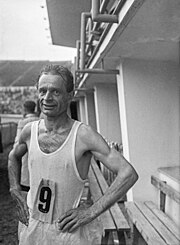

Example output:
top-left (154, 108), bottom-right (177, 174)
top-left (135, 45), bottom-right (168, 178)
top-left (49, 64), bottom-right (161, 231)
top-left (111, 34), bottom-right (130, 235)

top-left (44, 91), bottom-right (52, 100)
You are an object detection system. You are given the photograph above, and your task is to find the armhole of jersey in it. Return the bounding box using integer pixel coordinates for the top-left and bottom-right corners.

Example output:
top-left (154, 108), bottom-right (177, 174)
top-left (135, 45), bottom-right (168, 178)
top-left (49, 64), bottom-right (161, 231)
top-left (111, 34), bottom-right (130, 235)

top-left (72, 121), bottom-right (87, 183)
top-left (29, 120), bottom-right (38, 154)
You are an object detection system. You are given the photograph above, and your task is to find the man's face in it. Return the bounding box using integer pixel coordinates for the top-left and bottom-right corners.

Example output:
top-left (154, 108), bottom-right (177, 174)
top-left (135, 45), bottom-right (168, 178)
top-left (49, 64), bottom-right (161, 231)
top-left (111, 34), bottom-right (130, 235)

top-left (38, 74), bottom-right (71, 117)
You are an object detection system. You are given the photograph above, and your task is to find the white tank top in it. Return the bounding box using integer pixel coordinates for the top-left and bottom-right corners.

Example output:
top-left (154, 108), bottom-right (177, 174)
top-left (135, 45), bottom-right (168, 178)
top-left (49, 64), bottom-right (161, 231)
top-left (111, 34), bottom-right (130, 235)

top-left (27, 120), bottom-right (86, 222)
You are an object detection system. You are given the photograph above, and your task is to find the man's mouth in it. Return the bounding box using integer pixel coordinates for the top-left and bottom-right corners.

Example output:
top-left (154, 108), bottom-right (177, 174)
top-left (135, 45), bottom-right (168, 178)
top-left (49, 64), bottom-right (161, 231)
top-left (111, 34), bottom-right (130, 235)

top-left (42, 104), bottom-right (56, 110)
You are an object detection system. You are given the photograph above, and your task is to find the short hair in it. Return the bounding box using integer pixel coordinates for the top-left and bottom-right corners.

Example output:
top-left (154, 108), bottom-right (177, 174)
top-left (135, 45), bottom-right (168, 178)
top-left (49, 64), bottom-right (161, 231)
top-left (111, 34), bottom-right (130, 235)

top-left (24, 100), bottom-right (36, 113)
top-left (37, 64), bottom-right (74, 93)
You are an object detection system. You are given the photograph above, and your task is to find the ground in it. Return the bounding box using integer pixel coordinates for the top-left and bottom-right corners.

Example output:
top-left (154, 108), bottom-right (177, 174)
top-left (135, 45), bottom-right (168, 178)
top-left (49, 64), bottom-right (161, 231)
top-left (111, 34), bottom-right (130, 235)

top-left (0, 145), bottom-right (18, 245)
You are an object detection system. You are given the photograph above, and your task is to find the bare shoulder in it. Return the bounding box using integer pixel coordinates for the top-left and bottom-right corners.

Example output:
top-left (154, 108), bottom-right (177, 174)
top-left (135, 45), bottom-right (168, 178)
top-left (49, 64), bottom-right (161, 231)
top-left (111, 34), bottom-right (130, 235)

top-left (18, 121), bottom-right (33, 144)
top-left (78, 123), bottom-right (99, 144)
top-left (77, 123), bottom-right (109, 154)
top-left (78, 123), bottom-right (95, 138)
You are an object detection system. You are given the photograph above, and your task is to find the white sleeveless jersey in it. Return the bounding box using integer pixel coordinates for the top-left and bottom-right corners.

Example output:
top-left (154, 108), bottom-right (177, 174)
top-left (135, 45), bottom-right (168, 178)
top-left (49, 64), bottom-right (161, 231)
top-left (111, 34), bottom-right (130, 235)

top-left (27, 120), bottom-right (86, 221)
top-left (19, 120), bottom-right (103, 245)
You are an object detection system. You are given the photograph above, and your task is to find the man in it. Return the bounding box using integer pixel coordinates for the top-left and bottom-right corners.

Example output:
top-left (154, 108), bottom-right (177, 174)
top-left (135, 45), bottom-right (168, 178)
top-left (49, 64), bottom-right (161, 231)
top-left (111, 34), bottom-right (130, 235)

top-left (14, 100), bottom-right (39, 189)
top-left (8, 64), bottom-right (138, 245)
top-left (15, 100), bottom-right (39, 139)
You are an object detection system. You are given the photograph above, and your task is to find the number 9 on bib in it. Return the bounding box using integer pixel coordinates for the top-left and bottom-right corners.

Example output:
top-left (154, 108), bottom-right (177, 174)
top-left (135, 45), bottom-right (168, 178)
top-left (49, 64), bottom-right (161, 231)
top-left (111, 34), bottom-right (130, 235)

top-left (32, 178), bottom-right (55, 224)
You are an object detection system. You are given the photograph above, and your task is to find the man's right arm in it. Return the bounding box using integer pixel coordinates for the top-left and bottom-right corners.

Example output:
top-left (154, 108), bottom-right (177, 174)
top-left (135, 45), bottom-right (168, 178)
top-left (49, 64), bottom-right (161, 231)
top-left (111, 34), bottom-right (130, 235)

top-left (14, 120), bottom-right (24, 145)
top-left (8, 142), bottom-right (27, 191)
top-left (8, 126), bottom-right (30, 225)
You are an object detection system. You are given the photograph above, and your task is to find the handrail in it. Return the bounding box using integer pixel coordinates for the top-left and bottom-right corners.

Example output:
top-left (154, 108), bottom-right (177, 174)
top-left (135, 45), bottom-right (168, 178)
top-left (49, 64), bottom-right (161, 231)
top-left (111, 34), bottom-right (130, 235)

top-left (92, 0), bottom-right (118, 23)
top-left (75, 0), bottom-right (121, 87)
top-left (87, 0), bottom-right (127, 67)
top-left (76, 68), bottom-right (119, 75)
top-left (75, 0), bottom-right (146, 89)
top-left (80, 12), bottom-right (91, 70)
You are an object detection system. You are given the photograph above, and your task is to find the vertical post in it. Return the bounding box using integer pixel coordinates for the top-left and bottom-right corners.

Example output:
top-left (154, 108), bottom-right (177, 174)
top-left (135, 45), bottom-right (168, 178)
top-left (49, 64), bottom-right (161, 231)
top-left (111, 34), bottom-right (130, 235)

top-left (80, 13), bottom-right (91, 70)
top-left (160, 181), bottom-right (166, 212)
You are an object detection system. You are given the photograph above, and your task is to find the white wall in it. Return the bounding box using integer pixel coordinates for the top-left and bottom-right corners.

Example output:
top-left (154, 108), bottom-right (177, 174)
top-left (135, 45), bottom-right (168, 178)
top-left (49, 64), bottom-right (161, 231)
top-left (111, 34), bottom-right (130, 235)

top-left (118, 59), bottom-right (180, 202)
top-left (78, 97), bottom-right (87, 124)
top-left (94, 83), bottom-right (122, 143)
top-left (85, 92), bottom-right (97, 130)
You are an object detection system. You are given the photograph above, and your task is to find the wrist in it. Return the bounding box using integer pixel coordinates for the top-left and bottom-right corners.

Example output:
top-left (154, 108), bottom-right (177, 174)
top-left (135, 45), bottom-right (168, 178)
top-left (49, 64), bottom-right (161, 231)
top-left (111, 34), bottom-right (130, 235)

top-left (89, 202), bottom-right (102, 220)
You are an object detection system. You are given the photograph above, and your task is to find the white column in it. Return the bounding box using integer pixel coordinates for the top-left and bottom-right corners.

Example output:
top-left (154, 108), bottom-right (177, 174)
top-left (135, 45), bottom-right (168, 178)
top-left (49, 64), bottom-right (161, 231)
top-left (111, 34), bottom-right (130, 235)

top-left (116, 62), bottom-right (133, 201)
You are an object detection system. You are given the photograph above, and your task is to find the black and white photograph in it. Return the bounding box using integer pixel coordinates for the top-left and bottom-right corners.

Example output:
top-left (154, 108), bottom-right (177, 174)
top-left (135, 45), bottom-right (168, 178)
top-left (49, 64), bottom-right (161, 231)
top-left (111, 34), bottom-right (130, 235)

top-left (0, 0), bottom-right (179, 244)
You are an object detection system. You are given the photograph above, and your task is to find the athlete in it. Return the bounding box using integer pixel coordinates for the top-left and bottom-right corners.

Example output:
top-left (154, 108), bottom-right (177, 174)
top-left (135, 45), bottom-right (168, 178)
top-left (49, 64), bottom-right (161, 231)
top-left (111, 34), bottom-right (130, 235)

top-left (8, 64), bottom-right (138, 244)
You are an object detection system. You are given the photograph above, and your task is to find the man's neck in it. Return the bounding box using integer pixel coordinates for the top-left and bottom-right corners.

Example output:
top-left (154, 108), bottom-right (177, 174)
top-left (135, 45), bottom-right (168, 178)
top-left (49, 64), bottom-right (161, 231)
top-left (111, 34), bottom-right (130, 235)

top-left (43, 114), bottom-right (73, 133)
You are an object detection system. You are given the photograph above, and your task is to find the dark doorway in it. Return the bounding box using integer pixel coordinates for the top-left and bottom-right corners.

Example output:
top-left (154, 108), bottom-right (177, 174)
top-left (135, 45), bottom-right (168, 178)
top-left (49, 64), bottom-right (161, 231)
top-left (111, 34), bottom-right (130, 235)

top-left (70, 101), bottom-right (78, 120)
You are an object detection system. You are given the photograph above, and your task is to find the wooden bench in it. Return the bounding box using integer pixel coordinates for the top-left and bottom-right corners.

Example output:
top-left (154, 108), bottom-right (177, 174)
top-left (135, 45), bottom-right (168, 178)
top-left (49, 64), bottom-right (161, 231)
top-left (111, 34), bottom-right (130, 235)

top-left (125, 175), bottom-right (180, 245)
top-left (88, 159), bottom-right (130, 245)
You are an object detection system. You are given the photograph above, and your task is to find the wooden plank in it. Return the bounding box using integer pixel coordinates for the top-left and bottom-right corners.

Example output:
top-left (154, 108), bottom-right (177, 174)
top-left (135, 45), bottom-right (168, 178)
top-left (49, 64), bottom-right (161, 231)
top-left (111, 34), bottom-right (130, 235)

top-left (125, 202), bottom-right (167, 245)
top-left (88, 166), bottom-right (103, 202)
top-left (135, 202), bottom-right (179, 245)
top-left (90, 160), bottom-right (109, 192)
top-left (160, 188), bottom-right (166, 212)
top-left (91, 160), bottom-right (130, 230)
top-left (88, 167), bottom-right (116, 231)
top-left (151, 175), bottom-right (180, 204)
top-left (110, 202), bottom-right (130, 231)
top-left (145, 201), bottom-right (180, 242)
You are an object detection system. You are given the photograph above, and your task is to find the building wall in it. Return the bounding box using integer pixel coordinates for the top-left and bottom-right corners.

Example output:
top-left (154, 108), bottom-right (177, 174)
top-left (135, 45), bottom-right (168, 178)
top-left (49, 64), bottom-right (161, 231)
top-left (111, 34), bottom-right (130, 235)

top-left (78, 97), bottom-right (87, 124)
top-left (94, 83), bottom-right (122, 143)
top-left (85, 92), bottom-right (97, 130)
top-left (119, 59), bottom-right (180, 202)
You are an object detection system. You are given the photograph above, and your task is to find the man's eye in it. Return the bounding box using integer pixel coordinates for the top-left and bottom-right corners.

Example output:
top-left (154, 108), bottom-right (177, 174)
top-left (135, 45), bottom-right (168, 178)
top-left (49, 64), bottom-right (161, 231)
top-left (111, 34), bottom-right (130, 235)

top-left (53, 90), bottom-right (60, 95)
top-left (39, 90), bottom-right (46, 95)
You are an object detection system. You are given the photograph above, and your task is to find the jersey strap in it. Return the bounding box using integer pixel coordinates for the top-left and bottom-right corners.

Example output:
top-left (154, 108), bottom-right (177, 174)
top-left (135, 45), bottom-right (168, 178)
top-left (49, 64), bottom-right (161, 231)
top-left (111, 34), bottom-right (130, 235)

top-left (31, 178), bottom-right (56, 224)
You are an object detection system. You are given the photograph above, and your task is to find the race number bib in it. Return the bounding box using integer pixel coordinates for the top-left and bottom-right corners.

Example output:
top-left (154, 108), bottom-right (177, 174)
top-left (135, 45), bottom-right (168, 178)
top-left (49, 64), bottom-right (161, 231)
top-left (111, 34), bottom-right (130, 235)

top-left (31, 178), bottom-right (56, 224)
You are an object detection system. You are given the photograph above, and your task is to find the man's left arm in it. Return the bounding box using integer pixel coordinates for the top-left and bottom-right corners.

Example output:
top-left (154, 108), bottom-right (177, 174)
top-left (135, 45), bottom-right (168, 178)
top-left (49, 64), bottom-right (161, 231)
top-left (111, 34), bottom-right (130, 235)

top-left (58, 126), bottom-right (138, 232)
top-left (89, 143), bottom-right (138, 217)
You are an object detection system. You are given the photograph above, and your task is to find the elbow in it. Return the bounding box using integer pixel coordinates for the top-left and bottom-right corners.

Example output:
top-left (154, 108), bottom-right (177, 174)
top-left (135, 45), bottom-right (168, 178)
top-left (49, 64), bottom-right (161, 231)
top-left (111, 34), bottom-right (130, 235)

top-left (128, 165), bottom-right (139, 187)
top-left (8, 150), bottom-right (14, 167)
top-left (121, 164), bottom-right (138, 189)
top-left (8, 149), bottom-right (18, 174)
top-left (132, 168), bottom-right (139, 185)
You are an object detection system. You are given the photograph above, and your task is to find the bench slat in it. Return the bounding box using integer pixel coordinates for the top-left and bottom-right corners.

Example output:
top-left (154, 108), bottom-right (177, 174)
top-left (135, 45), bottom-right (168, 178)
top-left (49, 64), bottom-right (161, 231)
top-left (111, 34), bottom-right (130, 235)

top-left (88, 167), bottom-right (116, 231)
top-left (145, 201), bottom-right (180, 242)
top-left (135, 201), bottom-right (179, 245)
top-left (125, 202), bottom-right (167, 245)
top-left (151, 175), bottom-right (180, 204)
top-left (91, 160), bottom-right (130, 230)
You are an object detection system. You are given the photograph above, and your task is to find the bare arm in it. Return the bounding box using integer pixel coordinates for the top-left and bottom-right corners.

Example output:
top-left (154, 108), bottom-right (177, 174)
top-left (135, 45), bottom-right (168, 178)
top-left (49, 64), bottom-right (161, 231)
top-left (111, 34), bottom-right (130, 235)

top-left (13, 119), bottom-right (24, 145)
top-left (90, 141), bottom-right (138, 217)
top-left (8, 124), bottom-right (31, 225)
top-left (8, 131), bottom-right (28, 191)
top-left (58, 125), bottom-right (138, 232)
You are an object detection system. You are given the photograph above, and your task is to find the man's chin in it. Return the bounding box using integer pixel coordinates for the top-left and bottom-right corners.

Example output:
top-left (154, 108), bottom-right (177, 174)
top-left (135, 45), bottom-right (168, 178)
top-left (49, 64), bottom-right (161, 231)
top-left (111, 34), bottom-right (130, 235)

top-left (42, 110), bottom-right (55, 117)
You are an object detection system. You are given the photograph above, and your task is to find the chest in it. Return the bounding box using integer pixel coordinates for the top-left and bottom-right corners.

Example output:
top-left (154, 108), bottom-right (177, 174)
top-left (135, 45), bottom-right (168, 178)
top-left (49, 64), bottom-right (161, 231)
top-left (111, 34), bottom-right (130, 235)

top-left (38, 132), bottom-right (69, 154)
